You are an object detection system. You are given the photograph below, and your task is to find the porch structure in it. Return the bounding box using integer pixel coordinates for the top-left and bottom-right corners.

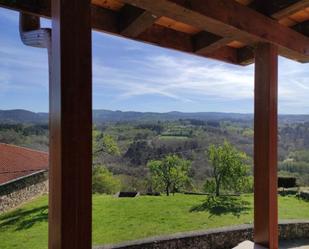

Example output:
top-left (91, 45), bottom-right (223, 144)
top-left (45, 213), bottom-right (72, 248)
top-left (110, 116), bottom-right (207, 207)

top-left (1, 0), bottom-right (309, 249)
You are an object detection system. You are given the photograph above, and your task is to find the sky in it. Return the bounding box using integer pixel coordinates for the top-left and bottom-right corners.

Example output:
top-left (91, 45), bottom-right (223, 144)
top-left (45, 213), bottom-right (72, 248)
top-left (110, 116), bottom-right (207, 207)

top-left (0, 8), bottom-right (309, 114)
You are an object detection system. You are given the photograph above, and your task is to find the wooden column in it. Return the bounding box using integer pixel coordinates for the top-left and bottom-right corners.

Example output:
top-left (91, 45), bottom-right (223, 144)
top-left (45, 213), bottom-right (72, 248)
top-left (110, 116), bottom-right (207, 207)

top-left (254, 43), bottom-right (278, 249)
top-left (48, 0), bottom-right (92, 249)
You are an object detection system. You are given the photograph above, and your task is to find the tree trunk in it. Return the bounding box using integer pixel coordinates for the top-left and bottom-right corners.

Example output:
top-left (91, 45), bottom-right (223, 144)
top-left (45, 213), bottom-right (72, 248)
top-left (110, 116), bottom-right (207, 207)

top-left (215, 179), bottom-right (220, 196)
top-left (166, 183), bottom-right (170, 196)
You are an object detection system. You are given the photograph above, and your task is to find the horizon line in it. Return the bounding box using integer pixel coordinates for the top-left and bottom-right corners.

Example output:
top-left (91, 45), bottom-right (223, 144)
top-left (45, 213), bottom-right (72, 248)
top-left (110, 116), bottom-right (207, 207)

top-left (1, 108), bottom-right (309, 116)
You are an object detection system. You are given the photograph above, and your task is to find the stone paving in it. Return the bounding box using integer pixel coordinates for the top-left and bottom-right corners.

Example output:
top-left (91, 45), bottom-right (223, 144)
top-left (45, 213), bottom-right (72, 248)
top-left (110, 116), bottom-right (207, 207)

top-left (280, 239), bottom-right (309, 249)
top-left (233, 240), bottom-right (309, 249)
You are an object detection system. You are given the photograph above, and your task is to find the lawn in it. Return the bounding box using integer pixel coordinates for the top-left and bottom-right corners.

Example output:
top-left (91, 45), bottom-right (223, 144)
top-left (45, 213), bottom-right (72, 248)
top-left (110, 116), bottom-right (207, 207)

top-left (0, 194), bottom-right (309, 249)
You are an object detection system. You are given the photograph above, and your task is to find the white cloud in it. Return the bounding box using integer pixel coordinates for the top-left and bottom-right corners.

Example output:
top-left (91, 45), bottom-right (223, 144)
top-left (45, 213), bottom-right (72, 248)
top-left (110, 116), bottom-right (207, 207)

top-left (93, 53), bottom-right (255, 103)
top-left (92, 48), bottom-right (309, 113)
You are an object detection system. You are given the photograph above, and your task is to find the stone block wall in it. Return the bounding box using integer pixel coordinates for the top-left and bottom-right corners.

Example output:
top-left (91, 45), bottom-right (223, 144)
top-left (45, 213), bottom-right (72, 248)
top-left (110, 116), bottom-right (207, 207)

top-left (96, 221), bottom-right (309, 249)
top-left (0, 170), bottom-right (48, 213)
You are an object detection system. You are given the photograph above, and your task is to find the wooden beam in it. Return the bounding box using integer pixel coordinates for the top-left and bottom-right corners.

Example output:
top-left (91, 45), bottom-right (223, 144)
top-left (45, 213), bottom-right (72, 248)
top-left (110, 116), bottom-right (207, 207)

top-left (238, 46), bottom-right (255, 65)
top-left (201, 0), bottom-right (309, 63)
top-left (238, 0), bottom-right (309, 64)
top-left (121, 0), bottom-right (309, 61)
top-left (270, 0), bottom-right (309, 20)
top-left (0, 0), bottom-right (50, 17)
top-left (120, 5), bottom-right (158, 37)
top-left (254, 43), bottom-right (278, 249)
top-left (0, 0), bottom-right (240, 64)
top-left (192, 31), bottom-right (225, 54)
top-left (294, 20), bottom-right (309, 37)
top-left (49, 0), bottom-right (92, 249)
top-left (91, 5), bottom-right (119, 34)
top-left (136, 24), bottom-right (239, 64)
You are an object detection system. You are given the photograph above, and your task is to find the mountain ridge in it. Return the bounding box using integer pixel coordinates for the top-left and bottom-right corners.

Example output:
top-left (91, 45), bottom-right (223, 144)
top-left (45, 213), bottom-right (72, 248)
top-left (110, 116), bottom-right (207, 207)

top-left (1, 109), bottom-right (309, 124)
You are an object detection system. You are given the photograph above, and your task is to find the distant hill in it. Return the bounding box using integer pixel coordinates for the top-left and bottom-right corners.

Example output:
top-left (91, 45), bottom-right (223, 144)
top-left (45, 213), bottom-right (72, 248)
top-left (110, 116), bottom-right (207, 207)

top-left (0, 110), bottom-right (48, 124)
top-left (92, 110), bottom-right (253, 123)
top-left (1, 109), bottom-right (309, 124)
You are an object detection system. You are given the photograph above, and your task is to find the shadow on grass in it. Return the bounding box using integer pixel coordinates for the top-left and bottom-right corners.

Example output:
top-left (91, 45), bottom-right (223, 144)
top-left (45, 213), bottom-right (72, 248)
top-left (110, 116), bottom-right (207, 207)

top-left (190, 195), bottom-right (251, 217)
top-left (0, 205), bottom-right (48, 231)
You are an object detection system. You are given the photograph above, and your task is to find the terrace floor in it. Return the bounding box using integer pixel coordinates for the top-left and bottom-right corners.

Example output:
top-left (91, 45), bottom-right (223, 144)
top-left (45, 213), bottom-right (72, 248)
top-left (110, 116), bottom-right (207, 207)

top-left (234, 240), bottom-right (309, 249)
top-left (280, 239), bottom-right (309, 249)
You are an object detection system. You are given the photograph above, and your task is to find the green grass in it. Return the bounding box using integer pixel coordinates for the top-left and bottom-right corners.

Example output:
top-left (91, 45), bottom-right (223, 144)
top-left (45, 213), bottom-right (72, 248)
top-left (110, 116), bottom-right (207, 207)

top-left (0, 194), bottom-right (309, 249)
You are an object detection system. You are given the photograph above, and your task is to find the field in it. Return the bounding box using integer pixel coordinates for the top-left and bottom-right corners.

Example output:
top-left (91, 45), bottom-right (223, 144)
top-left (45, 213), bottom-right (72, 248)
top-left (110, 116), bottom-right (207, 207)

top-left (0, 194), bottom-right (309, 249)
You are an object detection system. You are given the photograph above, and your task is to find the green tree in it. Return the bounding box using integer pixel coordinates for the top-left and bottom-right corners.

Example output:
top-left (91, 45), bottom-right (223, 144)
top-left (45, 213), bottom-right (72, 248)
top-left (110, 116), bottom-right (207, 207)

top-left (93, 128), bottom-right (120, 156)
top-left (148, 155), bottom-right (191, 196)
top-left (205, 141), bottom-right (249, 196)
top-left (92, 166), bottom-right (121, 194)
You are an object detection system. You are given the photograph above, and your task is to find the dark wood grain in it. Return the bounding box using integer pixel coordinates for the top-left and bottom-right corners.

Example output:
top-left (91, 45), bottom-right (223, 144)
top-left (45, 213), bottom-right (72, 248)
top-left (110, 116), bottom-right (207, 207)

top-left (254, 43), bottom-right (278, 249)
top-left (48, 0), bottom-right (92, 249)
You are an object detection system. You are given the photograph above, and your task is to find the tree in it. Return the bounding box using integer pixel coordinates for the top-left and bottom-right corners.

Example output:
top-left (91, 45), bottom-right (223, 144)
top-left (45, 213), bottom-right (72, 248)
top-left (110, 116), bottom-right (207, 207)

top-left (93, 128), bottom-right (120, 156)
top-left (148, 155), bottom-right (191, 196)
top-left (205, 141), bottom-right (249, 196)
top-left (92, 166), bottom-right (121, 194)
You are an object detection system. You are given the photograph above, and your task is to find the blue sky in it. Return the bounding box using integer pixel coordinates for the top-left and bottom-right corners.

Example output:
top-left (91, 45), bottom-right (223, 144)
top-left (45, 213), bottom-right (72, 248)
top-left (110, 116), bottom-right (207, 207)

top-left (0, 8), bottom-right (309, 114)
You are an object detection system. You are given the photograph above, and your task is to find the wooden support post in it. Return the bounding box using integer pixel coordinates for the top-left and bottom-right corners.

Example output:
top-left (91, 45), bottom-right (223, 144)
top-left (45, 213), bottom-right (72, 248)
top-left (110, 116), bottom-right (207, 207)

top-left (49, 0), bottom-right (92, 248)
top-left (254, 43), bottom-right (278, 249)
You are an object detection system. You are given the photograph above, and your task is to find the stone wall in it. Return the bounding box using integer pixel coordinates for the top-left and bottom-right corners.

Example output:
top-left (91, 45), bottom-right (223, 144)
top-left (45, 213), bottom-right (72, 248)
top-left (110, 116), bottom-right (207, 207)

top-left (96, 221), bottom-right (309, 249)
top-left (0, 170), bottom-right (48, 213)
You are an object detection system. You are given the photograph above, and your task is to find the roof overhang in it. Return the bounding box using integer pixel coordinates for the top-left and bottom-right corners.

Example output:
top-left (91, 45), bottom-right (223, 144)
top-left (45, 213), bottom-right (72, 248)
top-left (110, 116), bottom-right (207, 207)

top-left (1, 0), bottom-right (309, 65)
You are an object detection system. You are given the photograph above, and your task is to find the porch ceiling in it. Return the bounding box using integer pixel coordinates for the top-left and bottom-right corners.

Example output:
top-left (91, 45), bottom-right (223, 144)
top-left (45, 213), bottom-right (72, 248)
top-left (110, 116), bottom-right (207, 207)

top-left (1, 0), bottom-right (309, 65)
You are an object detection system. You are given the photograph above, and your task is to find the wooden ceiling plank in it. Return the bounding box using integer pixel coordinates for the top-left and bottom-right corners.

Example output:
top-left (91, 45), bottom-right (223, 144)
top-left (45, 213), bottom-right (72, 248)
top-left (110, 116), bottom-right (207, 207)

top-left (155, 16), bottom-right (201, 34)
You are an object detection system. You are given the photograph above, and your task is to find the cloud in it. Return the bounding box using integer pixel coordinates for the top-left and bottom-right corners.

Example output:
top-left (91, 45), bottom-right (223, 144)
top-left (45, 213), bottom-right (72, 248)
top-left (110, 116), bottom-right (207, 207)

top-left (1, 6), bottom-right (309, 113)
top-left (0, 37), bottom-right (49, 94)
top-left (93, 53), bottom-right (255, 104)
top-left (92, 43), bottom-right (309, 113)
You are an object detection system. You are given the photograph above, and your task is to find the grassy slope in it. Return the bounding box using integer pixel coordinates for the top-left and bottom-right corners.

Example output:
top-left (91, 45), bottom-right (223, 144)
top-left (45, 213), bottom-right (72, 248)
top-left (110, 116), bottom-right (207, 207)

top-left (0, 194), bottom-right (309, 249)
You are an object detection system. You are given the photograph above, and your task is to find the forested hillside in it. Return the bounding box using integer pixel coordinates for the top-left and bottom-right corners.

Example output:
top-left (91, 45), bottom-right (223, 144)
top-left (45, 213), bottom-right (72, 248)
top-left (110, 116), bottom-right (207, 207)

top-left (1, 110), bottom-right (309, 191)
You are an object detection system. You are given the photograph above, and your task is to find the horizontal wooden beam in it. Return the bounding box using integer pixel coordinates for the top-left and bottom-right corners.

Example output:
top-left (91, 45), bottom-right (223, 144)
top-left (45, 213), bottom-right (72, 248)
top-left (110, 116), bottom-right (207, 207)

top-left (270, 0), bottom-right (309, 20)
top-left (91, 5), bottom-right (119, 34)
top-left (0, 0), bottom-right (240, 64)
top-left (294, 20), bottom-right (309, 37)
top-left (137, 24), bottom-right (238, 64)
top-left (120, 5), bottom-right (158, 38)
top-left (193, 31), bottom-right (226, 54)
top-left (198, 0), bottom-right (309, 64)
top-left (238, 46), bottom-right (255, 65)
top-left (0, 0), bottom-right (49, 17)
top-left (237, 0), bottom-right (309, 65)
top-left (121, 0), bottom-right (309, 62)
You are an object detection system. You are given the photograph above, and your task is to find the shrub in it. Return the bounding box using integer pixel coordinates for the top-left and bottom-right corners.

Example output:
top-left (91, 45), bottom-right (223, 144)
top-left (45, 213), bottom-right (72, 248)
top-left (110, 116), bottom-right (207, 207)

top-left (92, 166), bottom-right (121, 194)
